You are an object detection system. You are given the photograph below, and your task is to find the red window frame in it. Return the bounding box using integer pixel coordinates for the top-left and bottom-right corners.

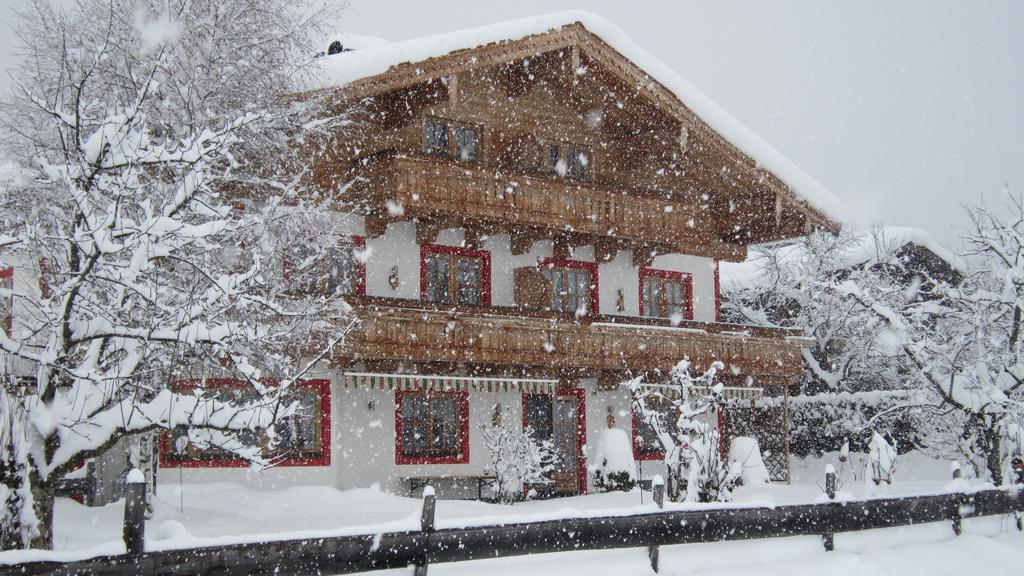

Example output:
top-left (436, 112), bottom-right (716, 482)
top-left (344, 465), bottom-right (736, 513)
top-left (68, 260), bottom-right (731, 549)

top-left (536, 258), bottom-right (599, 315)
top-left (395, 389), bottom-right (470, 465)
top-left (159, 378), bottom-right (332, 468)
top-left (638, 268), bottom-right (693, 320)
top-left (521, 388), bottom-right (588, 494)
top-left (631, 393), bottom-right (667, 461)
top-left (282, 235), bottom-right (367, 297)
top-left (419, 244), bottom-right (492, 306)
top-left (0, 266), bottom-right (12, 337)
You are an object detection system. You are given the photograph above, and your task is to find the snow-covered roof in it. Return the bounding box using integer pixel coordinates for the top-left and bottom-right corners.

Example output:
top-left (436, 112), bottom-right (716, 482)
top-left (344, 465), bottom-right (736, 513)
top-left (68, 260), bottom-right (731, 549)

top-left (720, 227), bottom-right (966, 291)
top-left (312, 11), bottom-right (847, 226)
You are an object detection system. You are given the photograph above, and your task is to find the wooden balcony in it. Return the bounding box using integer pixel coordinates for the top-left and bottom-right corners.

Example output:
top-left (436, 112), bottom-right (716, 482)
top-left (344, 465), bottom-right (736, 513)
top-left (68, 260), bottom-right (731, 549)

top-left (351, 153), bottom-right (746, 262)
top-left (341, 300), bottom-right (807, 378)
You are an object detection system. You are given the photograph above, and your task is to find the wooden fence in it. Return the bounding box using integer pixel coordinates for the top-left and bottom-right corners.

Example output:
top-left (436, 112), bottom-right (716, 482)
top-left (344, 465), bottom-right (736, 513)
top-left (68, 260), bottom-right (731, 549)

top-left (8, 471), bottom-right (1024, 576)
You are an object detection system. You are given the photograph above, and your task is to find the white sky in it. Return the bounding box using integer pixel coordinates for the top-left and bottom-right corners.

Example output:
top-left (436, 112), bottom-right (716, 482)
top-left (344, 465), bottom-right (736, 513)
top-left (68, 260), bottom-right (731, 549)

top-left (3, 1), bottom-right (1022, 251)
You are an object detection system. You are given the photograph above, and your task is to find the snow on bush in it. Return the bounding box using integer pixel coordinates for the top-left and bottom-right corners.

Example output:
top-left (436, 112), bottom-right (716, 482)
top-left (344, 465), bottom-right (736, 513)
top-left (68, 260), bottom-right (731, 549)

top-left (868, 432), bottom-right (897, 485)
top-left (628, 359), bottom-right (740, 502)
top-left (728, 437), bottom-right (770, 486)
top-left (592, 428), bottom-right (636, 492)
top-left (479, 407), bottom-right (555, 503)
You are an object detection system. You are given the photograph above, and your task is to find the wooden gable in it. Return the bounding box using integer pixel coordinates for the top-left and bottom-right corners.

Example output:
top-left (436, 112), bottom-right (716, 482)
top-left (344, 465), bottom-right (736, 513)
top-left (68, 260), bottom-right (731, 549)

top-left (312, 22), bottom-right (838, 252)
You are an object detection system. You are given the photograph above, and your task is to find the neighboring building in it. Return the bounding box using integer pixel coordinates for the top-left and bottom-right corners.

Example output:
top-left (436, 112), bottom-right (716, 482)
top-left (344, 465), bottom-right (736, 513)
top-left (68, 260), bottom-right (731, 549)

top-left (8, 12), bottom-right (846, 499)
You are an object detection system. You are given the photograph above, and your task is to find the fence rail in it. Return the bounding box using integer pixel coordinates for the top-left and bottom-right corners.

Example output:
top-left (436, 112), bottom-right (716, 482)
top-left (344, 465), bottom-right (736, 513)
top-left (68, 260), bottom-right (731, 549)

top-left (8, 481), bottom-right (1024, 576)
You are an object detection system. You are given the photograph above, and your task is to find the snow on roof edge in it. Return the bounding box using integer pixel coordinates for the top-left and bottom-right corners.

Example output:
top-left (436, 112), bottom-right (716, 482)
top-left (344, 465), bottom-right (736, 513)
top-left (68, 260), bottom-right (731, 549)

top-left (314, 10), bottom-right (848, 225)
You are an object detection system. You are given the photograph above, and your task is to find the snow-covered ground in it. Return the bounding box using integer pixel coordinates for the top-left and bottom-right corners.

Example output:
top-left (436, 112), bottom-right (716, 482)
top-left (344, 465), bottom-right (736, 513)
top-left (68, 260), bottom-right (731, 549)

top-left (5, 452), bottom-right (1022, 574)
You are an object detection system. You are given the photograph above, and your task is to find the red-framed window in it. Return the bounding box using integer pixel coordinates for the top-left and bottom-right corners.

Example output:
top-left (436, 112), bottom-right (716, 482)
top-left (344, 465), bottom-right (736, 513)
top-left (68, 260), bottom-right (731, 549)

top-left (521, 388), bottom-right (587, 494)
top-left (395, 389), bottom-right (470, 465)
top-left (537, 258), bottom-right (599, 315)
top-left (284, 236), bottom-right (366, 297)
top-left (631, 393), bottom-right (672, 461)
top-left (420, 244), bottom-right (491, 306)
top-left (160, 379), bottom-right (331, 468)
top-left (639, 268), bottom-right (693, 320)
top-left (0, 267), bottom-right (12, 337)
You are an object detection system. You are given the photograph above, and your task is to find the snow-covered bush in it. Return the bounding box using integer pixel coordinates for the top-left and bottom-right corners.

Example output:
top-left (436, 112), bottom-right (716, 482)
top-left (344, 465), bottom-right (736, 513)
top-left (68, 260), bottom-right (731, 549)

top-left (728, 437), bottom-right (770, 486)
top-left (480, 407), bottom-right (555, 503)
top-left (867, 432), bottom-right (897, 485)
top-left (0, 0), bottom-right (350, 549)
top-left (592, 428), bottom-right (636, 492)
top-left (628, 359), bottom-right (740, 502)
top-left (780, 390), bottom-right (921, 457)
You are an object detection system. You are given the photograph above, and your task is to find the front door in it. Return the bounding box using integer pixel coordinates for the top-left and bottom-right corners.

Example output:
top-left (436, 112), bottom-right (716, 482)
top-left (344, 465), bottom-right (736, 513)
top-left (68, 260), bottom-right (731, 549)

top-left (523, 390), bottom-right (585, 495)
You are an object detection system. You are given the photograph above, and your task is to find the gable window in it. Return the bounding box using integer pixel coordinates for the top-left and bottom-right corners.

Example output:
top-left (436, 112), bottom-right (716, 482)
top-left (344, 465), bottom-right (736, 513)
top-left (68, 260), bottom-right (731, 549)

top-left (455, 125), bottom-right (480, 161)
top-left (396, 390), bottom-right (469, 464)
top-left (0, 267), bottom-right (12, 337)
top-left (160, 379), bottom-right (331, 468)
top-left (539, 258), bottom-right (598, 315)
top-left (421, 244), bottom-right (491, 306)
top-left (424, 118), bottom-right (448, 156)
top-left (543, 142), bottom-right (591, 179)
top-left (285, 237), bottom-right (366, 297)
top-left (639, 268), bottom-right (693, 320)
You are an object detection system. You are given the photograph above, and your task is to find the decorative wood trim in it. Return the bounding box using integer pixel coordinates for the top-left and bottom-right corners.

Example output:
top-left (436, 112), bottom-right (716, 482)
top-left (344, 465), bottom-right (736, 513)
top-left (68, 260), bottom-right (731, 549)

top-left (632, 246), bottom-right (656, 269)
top-left (416, 220), bottom-right (444, 245)
top-left (594, 239), bottom-right (618, 263)
top-left (420, 243), bottom-right (493, 306)
top-left (365, 212), bottom-right (390, 238)
top-left (395, 389), bottom-right (470, 465)
top-left (638, 268), bottom-right (694, 321)
top-left (536, 257), bottom-right (599, 314)
top-left (159, 379), bottom-right (332, 468)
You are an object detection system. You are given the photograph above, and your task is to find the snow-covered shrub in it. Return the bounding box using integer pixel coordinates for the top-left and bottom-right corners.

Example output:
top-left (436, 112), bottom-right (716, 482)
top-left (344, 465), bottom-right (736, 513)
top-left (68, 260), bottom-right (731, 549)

top-left (728, 437), bottom-right (770, 486)
top-left (868, 432), bottom-right (897, 485)
top-left (628, 359), bottom-right (739, 502)
top-left (480, 407), bottom-right (555, 503)
top-left (592, 428), bottom-right (636, 492)
top-left (781, 391), bottom-right (921, 457)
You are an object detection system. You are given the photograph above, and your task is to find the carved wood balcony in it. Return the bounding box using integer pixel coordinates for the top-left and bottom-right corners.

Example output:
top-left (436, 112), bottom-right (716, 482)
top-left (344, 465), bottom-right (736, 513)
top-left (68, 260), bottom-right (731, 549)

top-left (340, 299), bottom-right (807, 378)
top-left (349, 152), bottom-right (747, 262)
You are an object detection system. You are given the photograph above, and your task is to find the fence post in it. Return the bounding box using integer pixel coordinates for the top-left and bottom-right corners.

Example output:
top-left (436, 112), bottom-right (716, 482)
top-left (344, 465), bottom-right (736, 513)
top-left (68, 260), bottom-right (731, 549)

top-left (123, 469), bottom-right (146, 557)
top-left (951, 463), bottom-right (963, 536)
top-left (822, 465), bottom-right (837, 551)
top-left (649, 475), bottom-right (665, 573)
top-left (414, 486), bottom-right (436, 576)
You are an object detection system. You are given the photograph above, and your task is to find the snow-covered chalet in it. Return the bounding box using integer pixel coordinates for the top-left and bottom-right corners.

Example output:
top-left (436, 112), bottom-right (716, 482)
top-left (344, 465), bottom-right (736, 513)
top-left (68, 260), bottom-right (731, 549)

top-left (154, 12), bottom-right (846, 498)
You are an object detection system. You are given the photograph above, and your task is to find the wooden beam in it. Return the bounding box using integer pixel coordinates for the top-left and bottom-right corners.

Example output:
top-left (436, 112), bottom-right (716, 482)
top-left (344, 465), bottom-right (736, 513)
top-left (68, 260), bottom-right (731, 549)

top-left (594, 238), bottom-right (619, 263)
top-left (447, 73), bottom-right (459, 108)
top-left (416, 220), bottom-right (444, 245)
top-left (510, 229), bottom-right (541, 256)
top-left (553, 236), bottom-right (572, 260)
top-left (632, 244), bottom-right (656, 269)
top-left (365, 212), bottom-right (390, 238)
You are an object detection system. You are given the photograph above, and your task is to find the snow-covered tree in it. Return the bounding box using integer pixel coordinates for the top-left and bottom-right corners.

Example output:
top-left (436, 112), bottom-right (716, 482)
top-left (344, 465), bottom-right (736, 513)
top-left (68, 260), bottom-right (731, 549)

top-left (628, 359), bottom-right (740, 502)
top-left (479, 406), bottom-right (555, 503)
top-left (0, 0), bottom-right (353, 549)
top-left (832, 198), bottom-right (1024, 484)
top-left (723, 229), bottom-right (911, 396)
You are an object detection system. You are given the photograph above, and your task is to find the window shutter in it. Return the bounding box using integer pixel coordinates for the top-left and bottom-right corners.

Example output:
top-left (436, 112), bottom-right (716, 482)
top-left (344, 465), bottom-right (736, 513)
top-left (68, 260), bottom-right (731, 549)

top-left (514, 266), bottom-right (553, 309)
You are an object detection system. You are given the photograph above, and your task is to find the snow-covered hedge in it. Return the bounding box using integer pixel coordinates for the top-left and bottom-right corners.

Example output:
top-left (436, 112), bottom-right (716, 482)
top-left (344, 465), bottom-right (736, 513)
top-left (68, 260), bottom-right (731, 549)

top-left (763, 391), bottom-right (921, 457)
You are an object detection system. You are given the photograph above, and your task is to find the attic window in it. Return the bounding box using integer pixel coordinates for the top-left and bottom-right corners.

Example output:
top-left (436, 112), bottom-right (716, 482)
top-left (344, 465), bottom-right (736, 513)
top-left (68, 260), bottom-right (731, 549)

top-left (455, 126), bottom-right (479, 161)
top-left (544, 142), bottom-right (591, 179)
top-left (424, 118), bottom-right (448, 156)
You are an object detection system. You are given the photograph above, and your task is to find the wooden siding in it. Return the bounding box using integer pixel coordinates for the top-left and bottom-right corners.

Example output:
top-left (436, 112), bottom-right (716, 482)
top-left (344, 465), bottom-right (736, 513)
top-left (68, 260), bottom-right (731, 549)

top-left (342, 303), bottom-right (804, 377)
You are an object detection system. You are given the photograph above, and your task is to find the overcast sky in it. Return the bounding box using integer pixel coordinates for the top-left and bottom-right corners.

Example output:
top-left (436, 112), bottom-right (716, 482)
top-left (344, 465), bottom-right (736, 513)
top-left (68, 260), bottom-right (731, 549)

top-left (2, 1), bottom-right (1021, 252)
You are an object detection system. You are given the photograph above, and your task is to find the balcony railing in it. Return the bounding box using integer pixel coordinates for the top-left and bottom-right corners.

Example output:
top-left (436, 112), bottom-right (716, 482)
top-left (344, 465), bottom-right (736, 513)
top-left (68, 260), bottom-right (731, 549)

top-left (342, 299), bottom-right (807, 377)
top-left (352, 152), bottom-right (745, 261)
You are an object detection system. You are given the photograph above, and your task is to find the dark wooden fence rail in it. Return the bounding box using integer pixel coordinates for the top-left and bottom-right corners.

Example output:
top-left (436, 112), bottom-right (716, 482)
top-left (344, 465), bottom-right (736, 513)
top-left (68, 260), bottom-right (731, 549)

top-left (8, 484), bottom-right (1024, 576)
